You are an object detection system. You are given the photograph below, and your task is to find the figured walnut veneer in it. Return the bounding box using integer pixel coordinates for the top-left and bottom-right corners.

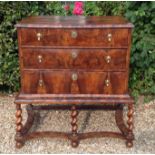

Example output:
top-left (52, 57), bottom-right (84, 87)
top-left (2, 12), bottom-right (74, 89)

top-left (15, 16), bottom-right (134, 148)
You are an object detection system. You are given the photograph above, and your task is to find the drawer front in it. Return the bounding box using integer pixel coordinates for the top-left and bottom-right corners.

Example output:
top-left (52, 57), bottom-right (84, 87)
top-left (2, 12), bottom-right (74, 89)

top-left (22, 49), bottom-right (127, 71)
top-left (20, 28), bottom-right (129, 47)
top-left (21, 70), bottom-right (127, 94)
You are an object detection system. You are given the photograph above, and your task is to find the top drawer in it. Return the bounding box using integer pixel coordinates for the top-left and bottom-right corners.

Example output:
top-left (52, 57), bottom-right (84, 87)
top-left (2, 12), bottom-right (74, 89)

top-left (19, 28), bottom-right (129, 48)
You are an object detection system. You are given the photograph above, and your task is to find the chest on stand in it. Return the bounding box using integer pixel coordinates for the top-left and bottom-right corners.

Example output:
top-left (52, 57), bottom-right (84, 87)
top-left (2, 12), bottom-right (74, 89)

top-left (15, 16), bottom-right (134, 148)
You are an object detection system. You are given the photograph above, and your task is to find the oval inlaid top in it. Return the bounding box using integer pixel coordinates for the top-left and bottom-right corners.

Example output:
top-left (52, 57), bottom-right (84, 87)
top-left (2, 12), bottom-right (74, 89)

top-left (15, 16), bottom-right (134, 28)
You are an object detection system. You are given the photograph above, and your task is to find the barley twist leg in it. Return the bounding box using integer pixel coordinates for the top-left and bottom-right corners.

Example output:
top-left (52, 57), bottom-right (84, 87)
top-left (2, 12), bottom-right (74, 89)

top-left (71, 105), bottom-right (79, 148)
top-left (15, 104), bottom-right (24, 148)
top-left (126, 102), bottom-right (134, 147)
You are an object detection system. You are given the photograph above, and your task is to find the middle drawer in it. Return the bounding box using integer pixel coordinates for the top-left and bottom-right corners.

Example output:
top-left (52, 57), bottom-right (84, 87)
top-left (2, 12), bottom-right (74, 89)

top-left (22, 48), bottom-right (127, 71)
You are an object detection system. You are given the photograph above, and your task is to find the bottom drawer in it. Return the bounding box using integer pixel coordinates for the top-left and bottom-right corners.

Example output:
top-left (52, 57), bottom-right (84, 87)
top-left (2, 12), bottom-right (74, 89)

top-left (21, 70), bottom-right (127, 94)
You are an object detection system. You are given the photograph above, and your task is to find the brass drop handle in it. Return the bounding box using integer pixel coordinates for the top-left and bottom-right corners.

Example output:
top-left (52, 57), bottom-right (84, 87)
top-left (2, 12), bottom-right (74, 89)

top-left (105, 55), bottom-right (111, 63)
top-left (71, 51), bottom-right (78, 59)
top-left (37, 55), bottom-right (43, 63)
top-left (39, 79), bottom-right (43, 87)
top-left (105, 79), bottom-right (110, 87)
top-left (37, 33), bottom-right (42, 41)
top-left (72, 73), bottom-right (78, 81)
top-left (107, 33), bottom-right (112, 42)
top-left (71, 31), bottom-right (78, 38)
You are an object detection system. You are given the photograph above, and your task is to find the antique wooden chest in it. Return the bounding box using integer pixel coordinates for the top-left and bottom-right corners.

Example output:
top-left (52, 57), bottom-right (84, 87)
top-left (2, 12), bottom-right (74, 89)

top-left (15, 16), bottom-right (134, 148)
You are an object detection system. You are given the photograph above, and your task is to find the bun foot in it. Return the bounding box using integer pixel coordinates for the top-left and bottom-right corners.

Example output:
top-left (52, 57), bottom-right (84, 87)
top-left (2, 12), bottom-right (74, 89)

top-left (126, 141), bottom-right (133, 148)
top-left (16, 142), bottom-right (24, 149)
top-left (71, 141), bottom-right (79, 148)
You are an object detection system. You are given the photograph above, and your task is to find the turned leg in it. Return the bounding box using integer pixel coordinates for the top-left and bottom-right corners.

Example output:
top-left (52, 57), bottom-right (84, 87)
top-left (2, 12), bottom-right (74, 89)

top-left (126, 102), bottom-right (134, 148)
top-left (15, 104), bottom-right (24, 148)
top-left (71, 105), bottom-right (79, 148)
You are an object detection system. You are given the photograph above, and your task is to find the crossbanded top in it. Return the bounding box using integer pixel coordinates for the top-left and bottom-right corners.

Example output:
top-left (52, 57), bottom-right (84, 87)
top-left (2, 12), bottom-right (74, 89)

top-left (15, 16), bottom-right (134, 28)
